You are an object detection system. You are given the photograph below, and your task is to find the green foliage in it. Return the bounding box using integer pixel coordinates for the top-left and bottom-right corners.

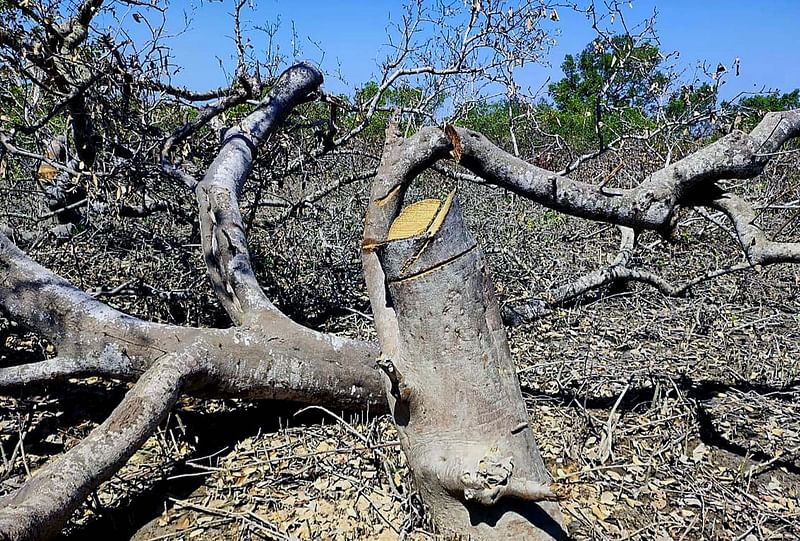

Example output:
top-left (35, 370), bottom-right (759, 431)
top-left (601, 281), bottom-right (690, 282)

top-left (0, 78), bottom-right (69, 136)
top-left (457, 100), bottom-right (538, 153)
top-left (459, 101), bottom-right (510, 142)
top-left (664, 83), bottom-right (717, 120)
top-left (533, 209), bottom-right (567, 228)
top-left (734, 89), bottom-right (800, 131)
top-left (535, 101), bottom-right (596, 150)
top-left (739, 89), bottom-right (800, 113)
top-left (545, 35), bottom-right (664, 149)
top-left (549, 35), bottom-right (665, 112)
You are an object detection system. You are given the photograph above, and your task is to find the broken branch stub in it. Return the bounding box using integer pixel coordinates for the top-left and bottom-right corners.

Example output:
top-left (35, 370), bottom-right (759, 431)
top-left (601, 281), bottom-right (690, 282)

top-left (368, 190), bottom-right (565, 539)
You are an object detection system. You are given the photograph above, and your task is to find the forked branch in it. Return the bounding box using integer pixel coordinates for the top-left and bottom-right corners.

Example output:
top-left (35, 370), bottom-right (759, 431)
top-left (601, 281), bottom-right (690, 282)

top-left (390, 112), bottom-right (800, 323)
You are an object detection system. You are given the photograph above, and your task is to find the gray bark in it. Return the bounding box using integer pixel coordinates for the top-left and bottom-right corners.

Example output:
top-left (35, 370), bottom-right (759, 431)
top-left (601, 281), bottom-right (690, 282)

top-left (397, 112), bottom-right (800, 324)
top-left (362, 124), bottom-right (565, 540)
top-left (0, 227), bottom-right (383, 407)
top-left (0, 347), bottom-right (200, 541)
top-left (0, 63), bottom-right (385, 541)
top-left (2, 49), bottom-right (799, 539)
top-left (451, 111), bottom-right (800, 232)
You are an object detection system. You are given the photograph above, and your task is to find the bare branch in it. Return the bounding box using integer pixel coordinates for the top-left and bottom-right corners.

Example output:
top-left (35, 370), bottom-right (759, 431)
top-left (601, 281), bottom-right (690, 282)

top-left (0, 355), bottom-right (133, 389)
top-left (0, 346), bottom-right (202, 541)
top-left (0, 229), bottom-right (385, 408)
top-left (381, 109), bottom-right (800, 240)
top-left (711, 192), bottom-right (800, 264)
top-left (60, 0), bottom-right (105, 51)
top-left (160, 87), bottom-right (251, 162)
top-left (196, 62), bottom-right (322, 325)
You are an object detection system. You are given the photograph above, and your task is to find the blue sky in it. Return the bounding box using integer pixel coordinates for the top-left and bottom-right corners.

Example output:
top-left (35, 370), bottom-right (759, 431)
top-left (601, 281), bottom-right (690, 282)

top-left (115, 0), bottom-right (799, 101)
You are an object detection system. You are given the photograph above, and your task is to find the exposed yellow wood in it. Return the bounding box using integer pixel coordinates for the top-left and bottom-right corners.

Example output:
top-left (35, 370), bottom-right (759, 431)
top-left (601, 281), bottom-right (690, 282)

top-left (426, 190), bottom-right (455, 237)
top-left (37, 163), bottom-right (58, 183)
top-left (387, 199), bottom-right (442, 241)
top-left (375, 183), bottom-right (403, 207)
top-left (444, 124), bottom-right (462, 162)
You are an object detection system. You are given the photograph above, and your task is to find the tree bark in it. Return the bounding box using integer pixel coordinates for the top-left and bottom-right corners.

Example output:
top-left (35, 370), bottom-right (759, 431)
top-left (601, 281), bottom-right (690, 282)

top-left (362, 124), bottom-right (565, 539)
top-left (3, 41), bottom-right (798, 537)
top-left (0, 63), bottom-right (386, 541)
top-left (0, 195), bottom-right (383, 411)
top-left (0, 347), bottom-right (201, 541)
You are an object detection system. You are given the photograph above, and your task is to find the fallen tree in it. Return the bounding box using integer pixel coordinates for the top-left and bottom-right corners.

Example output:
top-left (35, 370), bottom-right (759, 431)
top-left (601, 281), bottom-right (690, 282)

top-left (0, 63), bottom-right (386, 541)
top-left (1, 57), bottom-right (798, 538)
top-left (1, 1), bottom-right (800, 539)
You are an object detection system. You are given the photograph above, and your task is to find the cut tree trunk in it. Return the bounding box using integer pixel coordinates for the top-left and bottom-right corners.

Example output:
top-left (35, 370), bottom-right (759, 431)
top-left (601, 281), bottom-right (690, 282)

top-left (362, 125), bottom-right (566, 540)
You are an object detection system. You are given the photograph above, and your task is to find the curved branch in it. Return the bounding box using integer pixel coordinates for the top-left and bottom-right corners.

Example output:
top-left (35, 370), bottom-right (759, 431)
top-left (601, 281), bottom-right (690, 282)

top-left (361, 121), bottom-right (452, 348)
top-left (160, 87), bottom-right (250, 162)
top-left (452, 110), bottom-right (800, 231)
top-left (547, 226), bottom-right (636, 301)
top-left (146, 80), bottom-right (236, 102)
top-left (60, 0), bottom-right (105, 51)
top-left (196, 62), bottom-right (322, 325)
top-left (502, 220), bottom-right (787, 326)
top-left (388, 111), bottom-right (800, 325)
top-left (502, 227), bottom-right (636, 324)
top-left (0, 229), bottom-right (385, 409)
top-left (0, 346), bottom-right (202, 541)
top-left (711, 193), bottom-right (800, 264)
top-left (0, 230), bottom-right (143, 357)
top-left (389, 111), bottom-right (800, 237)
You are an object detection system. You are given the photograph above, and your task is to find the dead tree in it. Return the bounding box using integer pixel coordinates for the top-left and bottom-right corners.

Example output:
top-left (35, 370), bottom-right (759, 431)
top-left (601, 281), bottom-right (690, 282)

top-left (2, 1), bottom-right (800, 539)
top-left (0, 63), bottom-right (384, 541)
top-left (358, 105), bottom-right (799, 537)
top-left (362, 124), bottom-right (565, 539)
top-left (2, 57), bottom-right (798, 538)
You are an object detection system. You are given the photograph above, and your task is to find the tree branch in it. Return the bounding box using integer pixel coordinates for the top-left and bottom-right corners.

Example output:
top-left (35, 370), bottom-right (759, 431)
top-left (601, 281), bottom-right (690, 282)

top-left (711, 192), bottom-right (800, 264)
top-left (451, 110), bottom-right (800, 231)
top-left (0, 229), bottom-right (385, 409)
top-left (196, 62), bottom-right (322, 325)
top-left (0, 346), bottom-right (202, 541)
top-left (0, 355), bottom-right (133, 389)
